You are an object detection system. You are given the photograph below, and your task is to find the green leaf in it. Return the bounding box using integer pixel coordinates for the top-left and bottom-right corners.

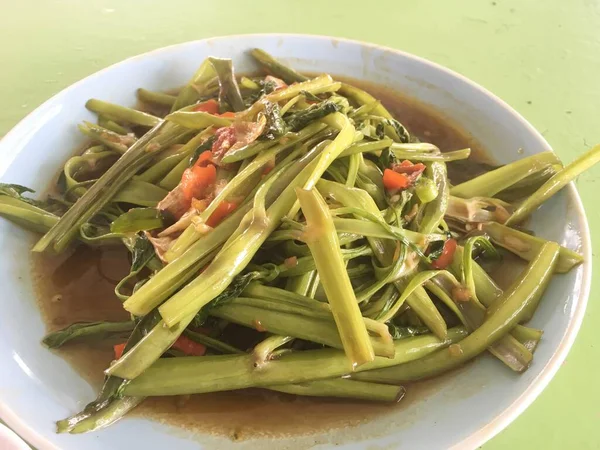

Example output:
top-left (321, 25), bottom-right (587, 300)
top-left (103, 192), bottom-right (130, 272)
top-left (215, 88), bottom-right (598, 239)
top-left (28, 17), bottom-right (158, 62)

top-left (208, 57), bottom-right (245, 112)
top-left (110, 208), bottom-right (165, 234)
top-left (387, 324), bottom-right (431, 340)
top-left (55, 309), bottom-right (160, 432)
top-left (381, 118), bottom-right (410, 143)
top-left (79, 223), bottom-right (124, 243)
top-left (378, 147), bottom-right (395, 171)
top-left (0, 183), bottom-right (69, 216)
top-left (284, 100), bottom-right (341, 132)
top-left (0, 183), bottom-right (35, 197)
top-left (375, 122), bottom-right (386, 140)
top-left (170, 58), bottom-right (218, 112)
top-left (362, 116), bottom-right (411, 144)
top-left (243, 78), bottom-right (277, 107)
top-left (113, 180), bottom-right (168, 207)
top-left (300, 90), bottom-right (322, 103)
top-left (461, 235), bottom-right (501, 303)
top-left (115, 233), bottom-right (159, 301)
top-left (189, 135), bottom-right (216, 167)
top-left (0, 183), bottom-right (47, 209)
top-left (43, 321), bottom-right (134, 348)
top-left (131, 234), bottom-right (155, 272)
top-left (192, 271), bottom-right (267, 327)
top-left (262, 101), bottom-right (287, 140)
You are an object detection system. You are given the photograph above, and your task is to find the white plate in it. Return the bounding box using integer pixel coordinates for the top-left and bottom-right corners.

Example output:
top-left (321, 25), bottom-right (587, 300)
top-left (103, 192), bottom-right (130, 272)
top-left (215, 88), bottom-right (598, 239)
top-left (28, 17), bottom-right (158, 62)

top-left (0, 423), bottom-right (30, 450)
top-left (0, 34), bottom-right (591, 450)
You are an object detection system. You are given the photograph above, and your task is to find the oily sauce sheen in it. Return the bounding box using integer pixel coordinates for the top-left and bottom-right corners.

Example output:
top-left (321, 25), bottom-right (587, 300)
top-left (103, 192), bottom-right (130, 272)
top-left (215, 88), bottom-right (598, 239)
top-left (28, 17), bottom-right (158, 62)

top-left (33, 78), bottom-right (490, 440)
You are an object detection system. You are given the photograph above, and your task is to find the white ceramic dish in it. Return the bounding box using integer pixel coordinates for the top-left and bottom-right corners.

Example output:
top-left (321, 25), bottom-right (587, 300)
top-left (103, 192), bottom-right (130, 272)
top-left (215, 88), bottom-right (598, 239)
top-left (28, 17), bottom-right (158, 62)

top-left (0, 34), bottom-right (591, 450)
top-left (0, 423), bottom-right (30, 450)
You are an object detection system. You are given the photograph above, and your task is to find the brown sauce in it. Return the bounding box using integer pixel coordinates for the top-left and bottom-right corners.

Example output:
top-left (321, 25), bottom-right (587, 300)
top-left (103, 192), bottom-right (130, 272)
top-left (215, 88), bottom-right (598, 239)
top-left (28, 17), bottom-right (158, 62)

top-left (32, 77), bottom-right (497, 441)
top-left (349, 77), bottom-right (486, 159)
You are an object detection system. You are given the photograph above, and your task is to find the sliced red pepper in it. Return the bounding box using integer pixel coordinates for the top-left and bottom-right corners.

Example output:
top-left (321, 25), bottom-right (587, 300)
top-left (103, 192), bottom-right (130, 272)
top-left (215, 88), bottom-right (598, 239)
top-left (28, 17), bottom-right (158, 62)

top-left (431, 238), bottom-right (458, 269)
top-left (113, 342), bottom-right (127, 359)
top-left (383, 169), bottom-right (410, 190)
top-left (180, 164), bottom-right (216, 202)
top-left (206, 201), bottom-right (238, 228)
top-left (195, 150), bottom-right (213, 167)
top-left (193, 99), bottom-right (219, 114)
top-left (393, 160), bottom-right (426, 175)
top-left (171, 335), bottom-right (207, 357)
top-left (384, 160), bottom-right (427, 191)
top-left (192, 100), bottom-right (238, 118)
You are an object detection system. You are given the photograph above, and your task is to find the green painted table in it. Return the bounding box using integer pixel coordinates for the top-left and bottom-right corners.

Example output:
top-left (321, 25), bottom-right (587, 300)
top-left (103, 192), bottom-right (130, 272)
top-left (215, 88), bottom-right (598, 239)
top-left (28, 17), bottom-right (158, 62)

top-left (1, 1), bottom-right (598, 448)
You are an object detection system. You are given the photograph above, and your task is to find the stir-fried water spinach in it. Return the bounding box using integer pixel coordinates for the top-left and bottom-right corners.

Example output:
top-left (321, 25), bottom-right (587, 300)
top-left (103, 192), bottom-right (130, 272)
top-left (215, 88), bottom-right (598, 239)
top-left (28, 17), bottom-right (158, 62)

top-left (2, 49), bottom-right (596, 434)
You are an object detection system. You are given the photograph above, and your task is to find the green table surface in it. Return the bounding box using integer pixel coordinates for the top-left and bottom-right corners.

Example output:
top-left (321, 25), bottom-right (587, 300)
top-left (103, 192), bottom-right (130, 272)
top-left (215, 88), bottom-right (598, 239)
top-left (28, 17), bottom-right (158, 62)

top-left (1, 0), bottom-right (599, 448)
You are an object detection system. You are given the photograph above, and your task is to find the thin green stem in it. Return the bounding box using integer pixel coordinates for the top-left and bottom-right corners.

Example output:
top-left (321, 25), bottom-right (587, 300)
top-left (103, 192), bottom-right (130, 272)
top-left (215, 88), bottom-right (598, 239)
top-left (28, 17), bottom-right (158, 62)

top-left (86, 99), bottom-right (160, 127)
top-left (98, 116), bottom-right (128, 135)
top-left (123, 329), bottom-right (467, 396)
top-left (507, 144), bottom-right (600, 225)
top-left (296, 188), bottom-right (374, 366)
top-left (137, 88), bottom-right (176, 107)
top-left (43, 321), bottom-right (134, 348)
top-left (253, 335), bottom-right (294, 367)
top-left (354, 242), bottom-right (559, 382)
top-left (269, 379), bottom-right (404, 402)
top-left (209, 57), bottom-right (245, 112)
top-left (417, 161), bottom-right (449, 234)
top-left (451, 151), bottom-right (561, 198)
top-left (481, 222), bottom-right (583, 273)
top-left (249, 49), bottom-right (309, 84)
top-left (212, 303), bottom-right (390, 356)
top-left (391, 146), bottom-right (471, 162)
top-left (110, 146), bottom-right (327, 380)
top-left (77, 122), bottom-right (134, 154)
top-left (339, 138), bottom-right (393, 157)
top-left (34, 121), bottom-right (174, 253)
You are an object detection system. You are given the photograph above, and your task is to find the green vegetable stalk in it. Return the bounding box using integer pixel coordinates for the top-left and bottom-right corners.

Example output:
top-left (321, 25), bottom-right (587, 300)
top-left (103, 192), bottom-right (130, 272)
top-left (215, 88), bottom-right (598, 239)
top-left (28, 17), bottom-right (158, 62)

top-left (354, 242), bottom-right (559, 383)
top-left (123, 329), bottom-right (467, 396)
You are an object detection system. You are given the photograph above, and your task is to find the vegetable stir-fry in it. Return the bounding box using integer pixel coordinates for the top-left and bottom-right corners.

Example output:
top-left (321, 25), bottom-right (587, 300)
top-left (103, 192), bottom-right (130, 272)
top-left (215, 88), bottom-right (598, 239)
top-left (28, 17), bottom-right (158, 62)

top-left (1, 49), bottom-right (597, 434)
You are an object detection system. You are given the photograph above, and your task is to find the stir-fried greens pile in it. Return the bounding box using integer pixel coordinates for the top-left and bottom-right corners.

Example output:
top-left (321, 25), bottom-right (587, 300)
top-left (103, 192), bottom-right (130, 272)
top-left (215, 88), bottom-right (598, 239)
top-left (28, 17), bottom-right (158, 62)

top-left (1, 48), bottom-right (599, 434)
